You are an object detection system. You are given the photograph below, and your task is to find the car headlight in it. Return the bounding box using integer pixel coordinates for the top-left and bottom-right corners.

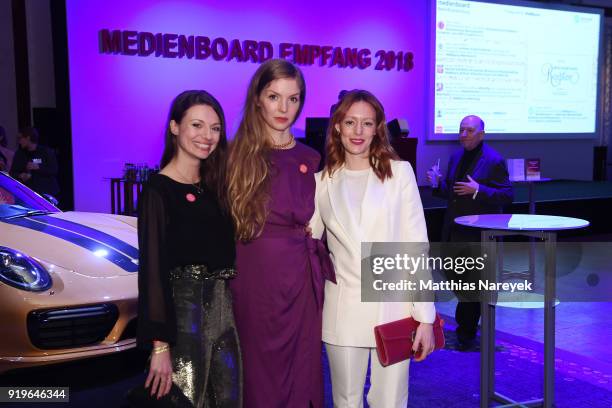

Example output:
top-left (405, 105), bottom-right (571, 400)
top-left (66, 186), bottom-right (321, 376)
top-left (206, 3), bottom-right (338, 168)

top-left (0, 246), bottom-right (52, 291)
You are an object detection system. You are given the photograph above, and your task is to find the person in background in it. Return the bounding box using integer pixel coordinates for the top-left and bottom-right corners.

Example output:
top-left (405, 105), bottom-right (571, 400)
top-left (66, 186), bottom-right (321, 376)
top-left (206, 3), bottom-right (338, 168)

top-left (136, 90), bottom-right (241, 406)
top-left (0, 126), bottom-right (14, 172)
top-left (330, 89), bottom-right (348, 116)
top-left (9, 127), bottom-right (59, 199)
top-left (427, 114), bottom-right (513, 351)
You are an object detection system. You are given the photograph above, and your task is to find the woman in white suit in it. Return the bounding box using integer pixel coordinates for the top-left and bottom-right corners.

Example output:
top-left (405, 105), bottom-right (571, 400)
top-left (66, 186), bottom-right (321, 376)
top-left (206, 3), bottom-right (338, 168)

top-left (310, 90), bottom-right (435, 407)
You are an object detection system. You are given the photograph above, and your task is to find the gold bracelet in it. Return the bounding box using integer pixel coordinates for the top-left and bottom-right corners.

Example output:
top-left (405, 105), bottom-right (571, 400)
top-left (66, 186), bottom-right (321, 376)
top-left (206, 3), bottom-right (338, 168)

top-left (152, 345), bottom-right (169, 354)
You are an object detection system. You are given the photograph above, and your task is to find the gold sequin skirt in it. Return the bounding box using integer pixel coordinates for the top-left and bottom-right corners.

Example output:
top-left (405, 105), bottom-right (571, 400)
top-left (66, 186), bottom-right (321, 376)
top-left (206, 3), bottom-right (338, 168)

top-left (168, 265), bottom-right (242, 407)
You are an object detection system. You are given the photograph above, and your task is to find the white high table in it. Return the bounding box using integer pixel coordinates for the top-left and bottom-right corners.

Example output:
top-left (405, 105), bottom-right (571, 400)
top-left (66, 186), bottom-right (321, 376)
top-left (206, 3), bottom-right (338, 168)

top-left (502, 178), bottom-right (552, 284)
top-left (454, 214), bottom-right (589, 408)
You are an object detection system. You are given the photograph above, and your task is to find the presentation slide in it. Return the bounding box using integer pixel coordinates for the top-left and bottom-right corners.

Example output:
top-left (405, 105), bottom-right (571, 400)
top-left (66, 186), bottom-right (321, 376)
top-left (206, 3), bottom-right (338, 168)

top-left (432, 0), bottom-right (601, 138)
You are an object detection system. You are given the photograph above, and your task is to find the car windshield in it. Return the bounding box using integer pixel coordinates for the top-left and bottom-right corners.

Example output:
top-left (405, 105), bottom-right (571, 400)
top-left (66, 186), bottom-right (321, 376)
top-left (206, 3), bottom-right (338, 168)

top-left (0, 172), bottom-right (60, 219)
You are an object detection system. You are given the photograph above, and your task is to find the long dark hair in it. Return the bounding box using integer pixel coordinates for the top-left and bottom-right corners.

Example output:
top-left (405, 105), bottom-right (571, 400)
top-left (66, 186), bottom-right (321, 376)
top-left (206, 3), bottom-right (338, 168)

top-left (161, 90), bottom-right (229, 211)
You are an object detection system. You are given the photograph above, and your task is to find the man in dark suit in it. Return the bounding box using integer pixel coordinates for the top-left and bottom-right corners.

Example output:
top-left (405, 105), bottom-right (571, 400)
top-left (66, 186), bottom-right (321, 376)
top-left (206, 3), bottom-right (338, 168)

top-left (10, 127), bottom-right (60, 200)
top-left (428, 115), bottom-right (513, 350)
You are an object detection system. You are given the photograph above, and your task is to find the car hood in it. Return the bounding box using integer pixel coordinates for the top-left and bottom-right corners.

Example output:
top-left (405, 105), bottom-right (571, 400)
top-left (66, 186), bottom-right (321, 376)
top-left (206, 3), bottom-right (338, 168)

top-left (1, 211), bottom-right (139, 278)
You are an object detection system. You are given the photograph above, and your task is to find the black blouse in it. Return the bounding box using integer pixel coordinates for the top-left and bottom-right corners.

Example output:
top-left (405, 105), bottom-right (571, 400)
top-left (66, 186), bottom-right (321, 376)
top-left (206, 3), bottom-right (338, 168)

top-left (136, 173), bottom-right (235, 346)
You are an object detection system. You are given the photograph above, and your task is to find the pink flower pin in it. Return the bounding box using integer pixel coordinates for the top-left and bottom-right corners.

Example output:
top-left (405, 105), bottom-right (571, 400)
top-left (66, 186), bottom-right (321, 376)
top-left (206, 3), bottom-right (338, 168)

top-left (299, 164), bottom-right (308, 174)
top-left (186, 193), bottom-right (196, 202)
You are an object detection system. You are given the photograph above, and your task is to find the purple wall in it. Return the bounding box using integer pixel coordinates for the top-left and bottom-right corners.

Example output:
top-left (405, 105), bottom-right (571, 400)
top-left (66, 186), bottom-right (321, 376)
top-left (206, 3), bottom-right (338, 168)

top-left (66, 0), bottom-right (430, 212)
top-left (66, 0), bottom-right (596, 213)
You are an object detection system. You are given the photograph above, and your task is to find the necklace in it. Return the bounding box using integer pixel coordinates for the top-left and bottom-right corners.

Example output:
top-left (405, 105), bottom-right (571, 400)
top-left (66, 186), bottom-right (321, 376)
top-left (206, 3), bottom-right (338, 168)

top-left (175, 166), bottom-right (203, 194)
top-left (191, 181), bottom-right (203, 195)
top-left (271, 135), bottom-right (295, 150)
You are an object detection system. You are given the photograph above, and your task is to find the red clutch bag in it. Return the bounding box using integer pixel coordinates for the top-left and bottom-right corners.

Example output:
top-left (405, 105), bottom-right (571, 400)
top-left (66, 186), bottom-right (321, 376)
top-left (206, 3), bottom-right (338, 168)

top-left (374, 314), bottom-right (445, 366)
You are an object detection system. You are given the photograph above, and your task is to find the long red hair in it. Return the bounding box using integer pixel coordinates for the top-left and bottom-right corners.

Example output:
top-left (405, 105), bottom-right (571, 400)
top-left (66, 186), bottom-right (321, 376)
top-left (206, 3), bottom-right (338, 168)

top-left (324, 89), bottom-right (398, 181)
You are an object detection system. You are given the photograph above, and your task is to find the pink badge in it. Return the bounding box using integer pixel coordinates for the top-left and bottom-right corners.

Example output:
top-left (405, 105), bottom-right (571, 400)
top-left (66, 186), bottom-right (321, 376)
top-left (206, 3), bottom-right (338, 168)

top-left (299, 164), bottom-right (308, 174)
top-left (186, 193), bottom-right (196, 202)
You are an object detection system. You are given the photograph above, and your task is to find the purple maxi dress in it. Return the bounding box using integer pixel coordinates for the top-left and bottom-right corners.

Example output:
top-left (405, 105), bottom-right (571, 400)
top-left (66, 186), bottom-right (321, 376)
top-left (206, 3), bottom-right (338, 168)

top-left (231, 142), bottom-right (334, 408)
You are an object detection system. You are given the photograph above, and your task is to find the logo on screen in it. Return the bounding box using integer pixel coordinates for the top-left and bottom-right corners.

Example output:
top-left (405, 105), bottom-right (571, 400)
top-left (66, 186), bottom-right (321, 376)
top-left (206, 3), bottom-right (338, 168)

top-left (541, 63), bottom-right (580, 87)
top-left (438, 21), bottom-right (445, 30)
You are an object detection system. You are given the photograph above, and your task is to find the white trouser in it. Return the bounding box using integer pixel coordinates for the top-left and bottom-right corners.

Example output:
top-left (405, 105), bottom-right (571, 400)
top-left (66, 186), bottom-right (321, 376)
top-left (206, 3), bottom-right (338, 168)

top-left (325, 343), bottom-right (410, 408)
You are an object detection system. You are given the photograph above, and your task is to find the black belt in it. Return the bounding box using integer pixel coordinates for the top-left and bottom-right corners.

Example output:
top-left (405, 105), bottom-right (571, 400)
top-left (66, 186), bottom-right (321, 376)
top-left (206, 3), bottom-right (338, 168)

top-left (169, 264), bottom-right (237, 281)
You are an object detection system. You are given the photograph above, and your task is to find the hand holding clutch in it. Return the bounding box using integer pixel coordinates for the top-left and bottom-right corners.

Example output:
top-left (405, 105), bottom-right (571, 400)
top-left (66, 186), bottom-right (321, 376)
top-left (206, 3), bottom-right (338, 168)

top-left (412, 323), bottom-right (434, 362)
top-left (374, 314), bottom-right (445, 367)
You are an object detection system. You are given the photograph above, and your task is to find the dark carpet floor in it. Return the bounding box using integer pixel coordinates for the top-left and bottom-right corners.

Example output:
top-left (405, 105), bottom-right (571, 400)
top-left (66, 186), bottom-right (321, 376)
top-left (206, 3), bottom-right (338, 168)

top-left (2, 320), bottom-right (611, 407)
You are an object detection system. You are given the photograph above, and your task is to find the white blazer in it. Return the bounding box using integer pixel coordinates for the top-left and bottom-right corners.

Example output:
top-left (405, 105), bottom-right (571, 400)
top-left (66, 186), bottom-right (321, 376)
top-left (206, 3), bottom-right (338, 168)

top-left (310, 160), bottom-right (436, 347)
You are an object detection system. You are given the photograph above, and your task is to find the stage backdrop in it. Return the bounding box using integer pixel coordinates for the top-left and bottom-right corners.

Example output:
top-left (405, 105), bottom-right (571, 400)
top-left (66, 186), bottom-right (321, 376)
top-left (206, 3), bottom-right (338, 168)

top-left (66, 0), bottom-right (596, 213)
top-left (66, 0), bottom-right (432, 212)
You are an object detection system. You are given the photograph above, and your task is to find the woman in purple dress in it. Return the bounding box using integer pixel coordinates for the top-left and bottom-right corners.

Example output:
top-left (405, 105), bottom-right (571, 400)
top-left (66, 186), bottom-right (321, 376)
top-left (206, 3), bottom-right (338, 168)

top-left (227, 59), bottom-right (334, 407)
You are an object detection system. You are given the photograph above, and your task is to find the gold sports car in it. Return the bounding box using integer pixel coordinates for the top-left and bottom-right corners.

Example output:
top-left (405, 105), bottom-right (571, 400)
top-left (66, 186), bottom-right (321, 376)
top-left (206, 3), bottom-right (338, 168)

top-left (0, 171), bottom-right (138, 373)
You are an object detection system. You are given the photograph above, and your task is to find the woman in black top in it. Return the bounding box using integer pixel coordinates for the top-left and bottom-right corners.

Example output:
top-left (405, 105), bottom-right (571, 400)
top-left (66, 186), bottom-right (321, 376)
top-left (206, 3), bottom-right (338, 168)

top-left (136, 90), bottom-right (241, 406)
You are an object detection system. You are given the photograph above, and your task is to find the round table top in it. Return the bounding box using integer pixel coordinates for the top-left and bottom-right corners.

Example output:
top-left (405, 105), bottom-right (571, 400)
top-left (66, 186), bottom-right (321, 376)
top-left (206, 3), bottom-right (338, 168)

top-left (454, 214), bottom-right (589, 231)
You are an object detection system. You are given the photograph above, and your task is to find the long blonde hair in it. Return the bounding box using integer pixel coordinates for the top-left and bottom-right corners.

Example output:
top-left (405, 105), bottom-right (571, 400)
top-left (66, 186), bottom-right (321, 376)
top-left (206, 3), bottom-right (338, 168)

top-left (227, 59), bottom-right (306, 241)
